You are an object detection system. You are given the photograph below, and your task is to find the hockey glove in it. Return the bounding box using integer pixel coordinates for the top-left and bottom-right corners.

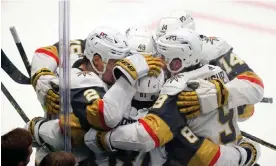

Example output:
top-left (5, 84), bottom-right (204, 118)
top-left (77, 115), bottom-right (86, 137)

top-left (177, 78), bottom-right (229, 119)
top-left (238, 138), bottom-right (261, 166)
top-left (113, 54), bottom-right (164, 85)
top-left (45, 80), bottom-right (60, 115)
top-left (25, 117), bottom-right (47, 147)
top-left (84, 128), bottom-right (114, 153)
top-left (32, 68), bottom-right (60, 115)
top-left (238, 105), bottom-right (254, 122)
top-left (84, 128), bottom-right (111, 165)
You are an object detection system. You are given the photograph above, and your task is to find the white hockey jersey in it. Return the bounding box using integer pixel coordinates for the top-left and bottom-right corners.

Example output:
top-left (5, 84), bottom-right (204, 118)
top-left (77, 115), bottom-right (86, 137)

top-left (101, 64), bottom-right (245, 166)
top-left (161, 64), bottom-right (241, 145)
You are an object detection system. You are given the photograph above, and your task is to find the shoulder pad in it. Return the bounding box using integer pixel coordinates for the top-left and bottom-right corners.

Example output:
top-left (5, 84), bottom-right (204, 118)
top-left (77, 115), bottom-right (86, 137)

top-left (201, 36), bottom-right (232, 61)
top-left (161, 73), bottom-right (189, 95)
top-left (161, 64), bottom-right (230, 95)
top-left (70, 68), bottom-right (108, 91)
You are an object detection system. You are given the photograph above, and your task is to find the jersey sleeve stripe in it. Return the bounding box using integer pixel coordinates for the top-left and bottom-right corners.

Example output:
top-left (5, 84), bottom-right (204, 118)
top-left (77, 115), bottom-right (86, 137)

top-left (139, 113), bottom-right (173, 147)
top-left (188, 139), bottom-right (220, 166)
top-left (209, 146), bottom-right (221, 166)
top-left (86, 99), bottom-right (111, 131)
top-left (98, 99), bottom-right (111, 130)
top-left (237, 72), bottom-right (264, 88)
top-left (35, 48), bottom-right (60, 65)
top-left (138, 119), bottom-right (160, 147)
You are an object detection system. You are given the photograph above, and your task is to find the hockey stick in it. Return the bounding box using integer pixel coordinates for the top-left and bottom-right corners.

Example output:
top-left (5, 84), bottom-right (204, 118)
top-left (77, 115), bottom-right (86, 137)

top-left (1, 49), bottom-right (31, 84)
top-left (8, 26), bottom-right (54, 120)
top-left (241, 131), bottom-right (276, 151)
top-left (10, 26), bottom-right (31, 77)
top-left (260, 97), bottom-right (273, 104)
top-left (1, 82), bottom-right (53, 152)
top-left (1, 82), bottom-right (30, 123)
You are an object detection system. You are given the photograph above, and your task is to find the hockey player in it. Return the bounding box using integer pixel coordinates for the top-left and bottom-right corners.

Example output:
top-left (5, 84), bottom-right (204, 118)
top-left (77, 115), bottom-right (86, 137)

top-left (84, 27), bottom-right (167, 166)
top-left (31, 38), bottom-right (87, 116)
top-left (26, 26), bottom-right (164, 165)
top-left (85, 72), bottom-right (166, 166)
top-left (153, 11), bottom-right (262, 121)
top-left (87, 28), bottom-right (261, 166)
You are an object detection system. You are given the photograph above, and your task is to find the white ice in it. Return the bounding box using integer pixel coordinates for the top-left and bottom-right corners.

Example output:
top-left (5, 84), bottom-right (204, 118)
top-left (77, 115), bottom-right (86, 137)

top-left (1, 0), bottom-right (276, 165)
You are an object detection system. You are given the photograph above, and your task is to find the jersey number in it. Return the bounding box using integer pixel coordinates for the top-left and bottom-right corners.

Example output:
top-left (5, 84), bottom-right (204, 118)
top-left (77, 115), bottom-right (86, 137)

top-left (218, 107), bottom-right (236, 144)
top-left (152, 94), bottom-right (168, 109)
top-left (180, 126), bottom-right (199, 144)
top-left (84, 89), bottom-right (99, 102)
top-left (219, 52), bottom-right (244, 74)
top-left (70, 40), bottom-right (82, 54)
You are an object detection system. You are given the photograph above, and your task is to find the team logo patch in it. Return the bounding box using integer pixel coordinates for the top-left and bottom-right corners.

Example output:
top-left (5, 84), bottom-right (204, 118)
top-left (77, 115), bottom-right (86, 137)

top-left (166, 74), bottom-right (184, 83)
top-left (77, 71), bottom-right (92, 77)
top-left (203, 36), bottom-right (219, 44)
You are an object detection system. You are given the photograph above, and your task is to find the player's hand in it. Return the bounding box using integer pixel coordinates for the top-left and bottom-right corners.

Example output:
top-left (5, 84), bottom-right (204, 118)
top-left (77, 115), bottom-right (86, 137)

top-left (144, 55), bottom-right (164, 77)
top-left (238, 138), bottom-right (261, 166)
top-left (84, 128), bottom-right (113, 153)
top-left (177, 78), bottom-right (229, 119)
top-left (45, 80), bottom-right (60, 115)
top-left (113, 54), bottom-right (164, 85)
top-left (238, 104), bottom-right (255, 122)
top-left (32, 68), bottom-right (58, 107)
top-left (25, 117), bottom-right (46, 147)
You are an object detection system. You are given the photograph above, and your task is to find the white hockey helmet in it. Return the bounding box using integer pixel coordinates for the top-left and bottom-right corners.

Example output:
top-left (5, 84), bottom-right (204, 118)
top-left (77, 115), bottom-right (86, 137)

top-left (170, 10), bottom-right (195, 30)
top-left (126, 27), bottom-right (156, 56)
top-left (154, 17), bottom-right (183, 40)
top-left (84, 27), bottom-right (130, 74)
top-left (133, 70), bottom-right (165, 102)
top-left (201, 36), bottom-right (233, 64)
top-left (125, 26), bottom-right (149, 37)
top-left (157, 28), bottom-right (203, 73)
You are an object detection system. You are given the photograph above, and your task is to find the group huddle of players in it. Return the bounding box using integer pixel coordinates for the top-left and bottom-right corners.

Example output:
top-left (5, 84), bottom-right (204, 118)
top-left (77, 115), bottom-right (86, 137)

top-left (26, 10), bottom-right (264, 166)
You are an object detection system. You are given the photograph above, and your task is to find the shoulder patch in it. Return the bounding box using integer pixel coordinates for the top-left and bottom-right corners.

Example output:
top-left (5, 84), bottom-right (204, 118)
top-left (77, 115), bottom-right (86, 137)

top-left (71, 68), bottom-right (108, 91)
top-left (161, 73), bottom-right (189, 95)
top-left (202, 36), bottom-right (219, 44)
top-left (202, 36), bottom-right (232, 62)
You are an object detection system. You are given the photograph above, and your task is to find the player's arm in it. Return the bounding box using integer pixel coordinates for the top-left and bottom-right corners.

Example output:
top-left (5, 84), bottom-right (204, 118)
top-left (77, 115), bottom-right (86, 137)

top-left (85, 95), bottom-right (243, 166)
top-left (68, 68), bottom-right (136, 131)
top-left (179, 37), bottom-right (263, 119)
top-left (211, 50), bottom-right (264, 109)
top-left (25, 115), bottom-right (88, 161)
top-left (31, 40), bottom-right (85, 114)
top-left (84, 95), bottom-right (222, 166)
top-left (214, 138), bottom-right (260, 166)
top-left (85, 94), bottom-right (188, 153)
top-left (30, 44), bottom-right (59, 114)
top-left (31, 39), bottom-right (85, 77)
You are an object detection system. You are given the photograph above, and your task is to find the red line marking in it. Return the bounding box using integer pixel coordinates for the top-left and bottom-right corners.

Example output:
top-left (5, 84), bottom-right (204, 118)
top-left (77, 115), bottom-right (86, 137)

top-left (233, 1), bottom-right (276, 11)
top-left (191, 11), bottom-right (276, 34)
top-left (147, 11), bottom-right (276, 35)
